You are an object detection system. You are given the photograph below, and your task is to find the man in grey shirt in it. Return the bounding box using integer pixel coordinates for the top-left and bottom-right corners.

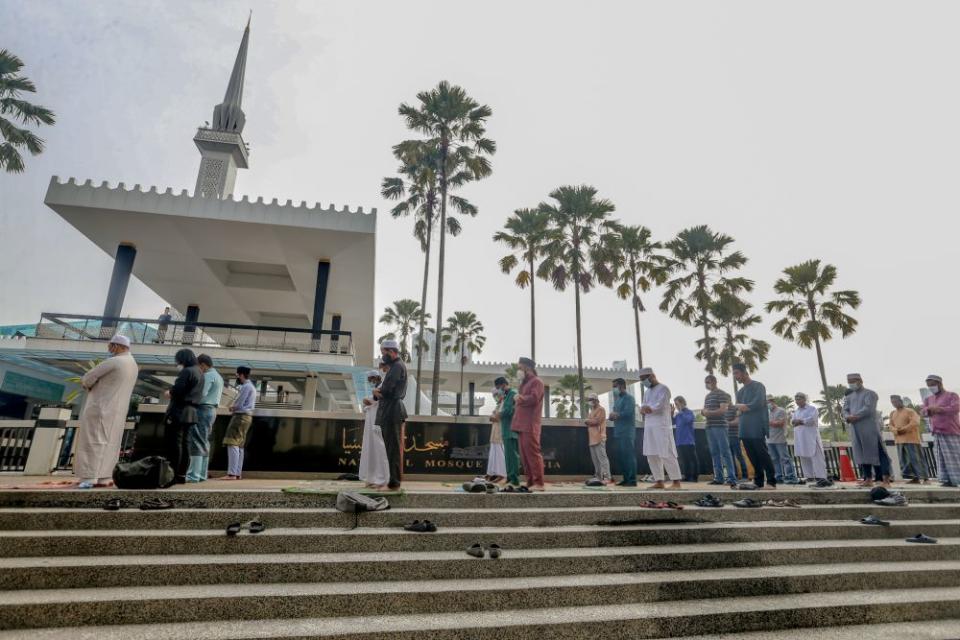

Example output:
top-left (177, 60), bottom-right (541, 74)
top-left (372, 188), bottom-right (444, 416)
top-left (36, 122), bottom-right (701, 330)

top-left (766, 395), bottom-right (799, 484)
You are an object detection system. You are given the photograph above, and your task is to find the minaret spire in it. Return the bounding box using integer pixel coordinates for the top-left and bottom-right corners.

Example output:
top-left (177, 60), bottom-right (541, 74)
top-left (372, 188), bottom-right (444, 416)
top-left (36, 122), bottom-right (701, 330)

top-left (193, 17), bottom-right (252, 199)
top-left (212, 16), bottom-right (250, 133)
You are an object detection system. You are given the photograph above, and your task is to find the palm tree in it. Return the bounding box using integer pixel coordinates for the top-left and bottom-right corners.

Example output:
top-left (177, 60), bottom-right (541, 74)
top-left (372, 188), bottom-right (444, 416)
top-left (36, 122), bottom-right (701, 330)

top-left (399, 81), bottom-right (495, 415)
top-left (441, 311), bottom-right (486, 414)
top-left (0, 50), bottom-right (55, 173)
top-left (381, 141), bottom-right (476, 412)
top-left (708, 296), bottom-right (771, 395)
top-left (765, 260), bottom-right (860, 439)
top-left (814, 384), bottom-right (849, 439)
top-left (610, 224), bottom-right (667, 371)
top-left (552, 374), bottom-right (592, 419)
top-left (660, 225), bottom-right (753, 375)
top-left (493, 208), bottom-right (550, 362)
top-left (378, 299), bottom-right (429, 363)
top-left (768, 395), bottom-right (796, 412)
top-left (537, 185), bottom-right (619, 417)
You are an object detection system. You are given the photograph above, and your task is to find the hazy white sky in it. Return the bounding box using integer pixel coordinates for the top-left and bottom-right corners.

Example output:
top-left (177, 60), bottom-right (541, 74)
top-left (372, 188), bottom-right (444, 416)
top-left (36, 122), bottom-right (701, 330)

top-left (1, 0), bottom-right (957, 411)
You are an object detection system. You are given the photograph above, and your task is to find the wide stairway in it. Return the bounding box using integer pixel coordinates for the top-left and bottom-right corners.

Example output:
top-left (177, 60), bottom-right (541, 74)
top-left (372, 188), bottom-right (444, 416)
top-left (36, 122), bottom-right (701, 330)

top-left (0, 486), bottom-right (958, 639)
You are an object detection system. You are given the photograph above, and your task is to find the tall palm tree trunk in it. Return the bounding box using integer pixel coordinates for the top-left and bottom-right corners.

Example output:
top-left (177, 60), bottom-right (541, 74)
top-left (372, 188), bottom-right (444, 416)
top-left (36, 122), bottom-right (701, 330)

top-left (574, 274), bottom-right (586, 419)
top-left (631, 271), bottom-right (644, 401)
top-left (529, 256), bottom-right (536, 362)
top-left (413, 207), bottom-right (433, 415)
top-left (429, 144), bottom-right (449, 415)
top-left (813, 335), bottom-right (838, 441)
top-left (459, 343), bottom-right (465, 416)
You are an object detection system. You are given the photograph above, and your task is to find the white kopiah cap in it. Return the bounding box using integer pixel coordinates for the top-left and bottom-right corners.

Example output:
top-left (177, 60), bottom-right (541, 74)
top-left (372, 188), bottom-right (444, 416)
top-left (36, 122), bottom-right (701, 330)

top-left (108, 335), bottom-right (131, 347)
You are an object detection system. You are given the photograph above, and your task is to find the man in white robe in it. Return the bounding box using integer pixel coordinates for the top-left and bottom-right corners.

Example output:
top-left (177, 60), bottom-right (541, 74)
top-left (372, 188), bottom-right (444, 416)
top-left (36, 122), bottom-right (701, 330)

top-left (791, 393), bottom-right (830, 486)
top-left (638, 367), bottom-right (682, 489)
top-left (73, 335), bottom-right (139, 488)
top-left (359, 369), bottom-right (389, 488)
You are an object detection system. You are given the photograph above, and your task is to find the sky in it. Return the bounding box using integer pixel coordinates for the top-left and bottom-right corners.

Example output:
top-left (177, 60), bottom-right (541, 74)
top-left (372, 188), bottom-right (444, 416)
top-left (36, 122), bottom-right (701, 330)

top-left (1, 0), bottom-right (957, 412)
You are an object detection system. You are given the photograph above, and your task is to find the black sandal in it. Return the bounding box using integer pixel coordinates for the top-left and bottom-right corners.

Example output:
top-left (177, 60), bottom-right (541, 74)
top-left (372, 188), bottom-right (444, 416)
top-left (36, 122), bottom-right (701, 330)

top-left (403, 520), bottom-right (438, 532)
top-left (466, 543), bottom-right (485, 558)
top-left (103, 498), bottom-right (122, 511)
top-left (226, 520), bottom-right (266, 537)
top-left (487, 543), bottom-right (502, 559)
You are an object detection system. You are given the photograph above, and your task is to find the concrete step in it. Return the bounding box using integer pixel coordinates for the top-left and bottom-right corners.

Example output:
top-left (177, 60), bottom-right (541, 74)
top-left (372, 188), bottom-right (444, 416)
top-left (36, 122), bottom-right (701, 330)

top-left (3, 538), bottom-right (957, 590)
top-left (3, 502), bottom-right (958, 530)
top-left (2, 586), bottom-right (958, 639)
top-left (1, 561), bottom-right (957, 630)
top-left (665, 620), bottom-right (960, 640)
top-left (2, 487), bottom-right (957, 510)
top-left (2, 519), bottom-right (957, 556)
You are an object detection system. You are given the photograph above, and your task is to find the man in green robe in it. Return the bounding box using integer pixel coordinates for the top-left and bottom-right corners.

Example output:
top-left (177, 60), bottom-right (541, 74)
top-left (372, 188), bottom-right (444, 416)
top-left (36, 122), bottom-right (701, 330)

top-left (494, 376), bottom-right (521, 487)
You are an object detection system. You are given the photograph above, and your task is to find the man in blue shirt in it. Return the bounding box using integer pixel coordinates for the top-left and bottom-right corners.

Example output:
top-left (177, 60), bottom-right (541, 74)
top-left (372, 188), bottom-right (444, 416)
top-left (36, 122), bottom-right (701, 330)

top-left (733, 363), bottom-right (777, 488)
top-left (221, 366), bottom-right (255, 480)
top-left (608, 377), bottom-right (637, 486)
top-left (187, 354), bottom-right (224, 482)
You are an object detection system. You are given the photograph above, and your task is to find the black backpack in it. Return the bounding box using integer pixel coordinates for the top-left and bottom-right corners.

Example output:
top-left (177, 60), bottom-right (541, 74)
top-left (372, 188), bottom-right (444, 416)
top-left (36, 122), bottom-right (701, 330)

top-left (112, 456), bottom-right (176, 489)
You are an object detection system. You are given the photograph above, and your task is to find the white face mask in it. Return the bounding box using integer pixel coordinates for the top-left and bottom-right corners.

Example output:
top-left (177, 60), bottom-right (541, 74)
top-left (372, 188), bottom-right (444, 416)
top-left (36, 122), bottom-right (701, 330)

top-left (848, 382), bottom-right (862, 391)
top-left (641, 379), bottom-right (652, 389)
top-left (927, 385), bottom-right (940, 395)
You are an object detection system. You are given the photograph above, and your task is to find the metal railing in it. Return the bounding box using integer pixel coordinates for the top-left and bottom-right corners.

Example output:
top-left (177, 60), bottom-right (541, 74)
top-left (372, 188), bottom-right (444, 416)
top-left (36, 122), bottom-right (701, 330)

top-left (0, 424), bottom-right (34, 472)
top-left (53, 427), bottom-right (137, 472)
top-left (33, 313), bottom-right (353, 356)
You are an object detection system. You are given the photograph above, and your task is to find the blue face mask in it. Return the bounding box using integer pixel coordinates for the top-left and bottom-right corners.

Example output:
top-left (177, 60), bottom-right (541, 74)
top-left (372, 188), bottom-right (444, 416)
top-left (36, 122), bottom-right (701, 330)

top-left (641, 379), bottom-right (652, 389)
top-left (612, 389), bottom-right (620, 398)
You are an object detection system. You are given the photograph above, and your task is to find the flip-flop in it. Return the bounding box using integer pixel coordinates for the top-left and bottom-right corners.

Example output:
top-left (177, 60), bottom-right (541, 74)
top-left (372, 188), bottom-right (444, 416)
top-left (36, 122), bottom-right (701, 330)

top-left (662, 501), bottom-right (684, 510)
top-left (859, 515), bottom-right (890, 526)
top-left (516, 486), bottom-right (531, 493)
top-left (906, 533), bottom-right (938, 544)
top-left (139, 498), bottom-right (174, 511)
top-left (500, 485), bottom-right (518, 493)
top-left (103, 498), bottom-right (122, 511)
top-left (466, 543), bottom-right (485, 558)
top-left (639, 500), bottom-right (662, 509)
top-left (487, 543), bottom-right (502, 559)
top-left (462, 482), bottom-right (486, 493)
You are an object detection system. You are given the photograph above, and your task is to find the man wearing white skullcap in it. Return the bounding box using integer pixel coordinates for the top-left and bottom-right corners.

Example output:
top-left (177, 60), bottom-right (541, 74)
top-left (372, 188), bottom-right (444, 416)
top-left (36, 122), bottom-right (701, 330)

top-left (359, 369), bottom-right (389, 488)
top-left (74, 335), bottom-right (139, 488)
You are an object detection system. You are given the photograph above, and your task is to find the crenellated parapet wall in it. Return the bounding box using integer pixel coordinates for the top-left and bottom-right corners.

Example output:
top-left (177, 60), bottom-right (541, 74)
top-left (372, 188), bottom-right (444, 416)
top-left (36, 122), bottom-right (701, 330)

top-left (44, 176), bottom-right (377, 233)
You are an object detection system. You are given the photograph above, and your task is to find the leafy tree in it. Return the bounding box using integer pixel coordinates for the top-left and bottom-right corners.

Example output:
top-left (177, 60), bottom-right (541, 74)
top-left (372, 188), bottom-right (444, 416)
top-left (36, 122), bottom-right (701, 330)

top-left (768, 395), bottom-right (796, 411)
top-left (381, 140), bottom-right (475, 411)
top-left (0, 49), bottom-right (55, 173)
top-left (441, 311), bottom-right (486, 415)
top-left (660, 225), bottom-right (753, 375)
top-left (708, 296), bottom-right (770, 394)
top-left (538, 185), bottom-right (619, 417)
top-left (399, 81), bottom-right (495, 414)
top-left (552, 374), bottom-right (592, 419)
top-left (609, 224), bottom-right (667, 372)
top-left (766, 260), bottom-right (860, 439)
top-left (494, 208), bottom-right (550, 361)
top-left (378, 299), bottom-right (429, 363)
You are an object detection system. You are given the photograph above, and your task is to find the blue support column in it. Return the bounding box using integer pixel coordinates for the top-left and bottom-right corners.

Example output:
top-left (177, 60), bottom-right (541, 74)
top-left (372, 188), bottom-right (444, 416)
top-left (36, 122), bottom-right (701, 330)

top-left (101, 244), bottom-right (136, 338)
top-left (311, 261), bottom-right (330, 352)
top-left (182, 305), bottom-right (199, 345)
top-left (330, 314), bottom-right (342, 354)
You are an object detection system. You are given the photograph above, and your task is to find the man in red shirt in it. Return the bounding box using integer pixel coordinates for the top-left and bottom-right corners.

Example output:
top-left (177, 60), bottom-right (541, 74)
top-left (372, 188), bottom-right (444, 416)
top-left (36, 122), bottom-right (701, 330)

top-left (512, 357), bottom-right (546, 491)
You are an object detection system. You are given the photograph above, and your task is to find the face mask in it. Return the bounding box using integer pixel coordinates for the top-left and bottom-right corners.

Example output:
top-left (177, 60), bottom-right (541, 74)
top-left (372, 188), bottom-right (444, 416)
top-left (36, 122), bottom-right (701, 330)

top-left (612, 389), bottom-right (620, 397)
top-left (235, 378), bottom-right (242, 386)
top-left (176, 364), bottom-right (184, 371)
top-left (848, 383), bottom-right (862, 391)
top-left (641, 379), bottom-right (652, 389)
top-left (928, 386), bottom-right (940, 395)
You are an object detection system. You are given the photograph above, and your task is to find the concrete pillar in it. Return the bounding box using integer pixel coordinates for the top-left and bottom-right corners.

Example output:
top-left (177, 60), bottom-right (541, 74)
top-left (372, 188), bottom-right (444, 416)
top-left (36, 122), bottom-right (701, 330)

top-left (302, 376), bottom-right (319, 411)
top-left (23, 407), bottom-right (71, 475)
top-left (101, 243), bottom-right (136, 338)
top-left (468, 382), bottom-right (476, 416)
top-left (182, 304), bottom-right (200, 345)
top-left (311, 261), bottom-right (330, 351)
top-left (544, 385), bottom-right (551, 418)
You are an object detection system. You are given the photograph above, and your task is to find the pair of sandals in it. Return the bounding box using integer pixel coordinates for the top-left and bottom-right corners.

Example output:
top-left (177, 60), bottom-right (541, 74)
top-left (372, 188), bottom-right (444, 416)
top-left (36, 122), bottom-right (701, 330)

top-left (639, 500), bottom-right (683, 510)
top-left (500, 485), bottom-right (531, 493)
top-left (763, 499), bottom-right (801, 508)
top-left (404, 520), bottom-right (438, 532)
top-left (104, 498), bottom-right (174, 511)
top-left (466, 543), bottom-right (502, 559)
top-left (226, 520), bottom-right (266, 536)
top-left (694, 494), bottom-right (723, 508)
